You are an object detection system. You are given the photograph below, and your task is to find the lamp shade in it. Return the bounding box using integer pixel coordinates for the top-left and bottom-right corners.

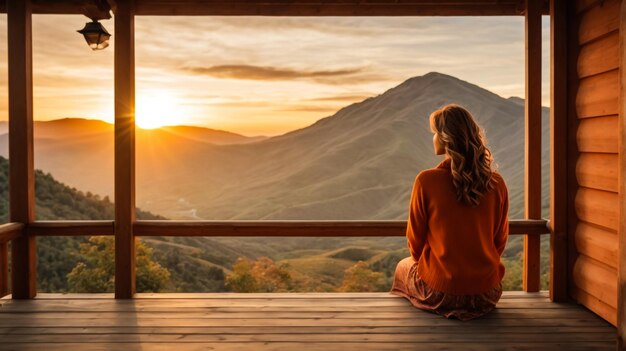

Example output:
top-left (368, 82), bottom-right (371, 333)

top-left (77, 20), bottom-right (111, 50)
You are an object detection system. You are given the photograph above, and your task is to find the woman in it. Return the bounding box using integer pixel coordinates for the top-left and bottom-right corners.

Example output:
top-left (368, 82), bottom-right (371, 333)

top-left (390, 104), bottom-right (509, 321)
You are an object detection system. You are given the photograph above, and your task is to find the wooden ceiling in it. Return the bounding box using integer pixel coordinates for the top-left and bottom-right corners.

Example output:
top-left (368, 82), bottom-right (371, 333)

top-left (0, 0), bottom-right (549, 17)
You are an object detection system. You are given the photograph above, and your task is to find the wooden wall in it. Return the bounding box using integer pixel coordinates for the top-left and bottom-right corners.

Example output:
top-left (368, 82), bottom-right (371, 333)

top-left (570, 0), bottom-right (622, 326)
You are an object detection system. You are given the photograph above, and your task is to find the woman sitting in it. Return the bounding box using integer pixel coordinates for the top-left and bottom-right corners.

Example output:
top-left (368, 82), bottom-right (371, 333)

top-left (390, 104), bottom-right (509, 321)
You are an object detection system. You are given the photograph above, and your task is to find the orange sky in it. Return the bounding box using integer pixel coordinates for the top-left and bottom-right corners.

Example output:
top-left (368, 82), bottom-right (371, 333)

top-left (0, 15), bottom-right (550, 136)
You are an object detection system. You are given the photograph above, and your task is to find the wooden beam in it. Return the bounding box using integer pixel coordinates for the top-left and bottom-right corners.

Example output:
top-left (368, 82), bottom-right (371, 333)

top-left (133, 219), bottom-right (550, 237)
top-left (523, 0), bottom-right (542, 293)
top-left (549, 0), bottom-right (568, 302)
top-left (616, 0), bottom-right (626, 347)
top-left (27, 221), bottom-right (114, 236)
top-left (0, 0), bottom-right (550, 16)
top-left (81, 0), bottom-right (113, 20)
top-left (133, 2), bottom-right (528, 16)
top-left (114, 0), bottom-right (136, 299)
top-left (7, 0), bottom-right (36, 300)
top-left (0, 0), bottom-right (112, 17)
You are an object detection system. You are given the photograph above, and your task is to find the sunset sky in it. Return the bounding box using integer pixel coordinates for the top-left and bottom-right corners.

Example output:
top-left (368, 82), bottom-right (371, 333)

top-left (0, 15), bottom-right (549, 136)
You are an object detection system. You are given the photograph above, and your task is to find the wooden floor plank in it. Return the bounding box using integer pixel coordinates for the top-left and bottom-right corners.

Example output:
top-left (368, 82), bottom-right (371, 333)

top-left (0, 326), bottom-right (613, 335)
top-left (0, 292), bottom-right (615, 350)
top-left (0, 342), bottom-right (615, 351)
top-left (0, 309), bottom-right (599, 319)
top-left (0, 332), bottom-right (616, 343)
top-left (0, 299), bottom-right (569, 310)
top-left (0, 318), bottom-right (611, 328)
top-left (30, 291), bottom-right (550, 299)
top-left (0, 303), bottom-right (572, 312)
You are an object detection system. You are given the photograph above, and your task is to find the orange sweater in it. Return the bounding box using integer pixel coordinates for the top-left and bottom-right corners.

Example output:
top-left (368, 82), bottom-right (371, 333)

top-left (406, 158), bottom-right (509, 295)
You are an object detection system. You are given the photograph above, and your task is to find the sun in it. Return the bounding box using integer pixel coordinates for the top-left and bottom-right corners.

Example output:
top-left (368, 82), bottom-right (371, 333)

top-left (135, 91), bottom-right (180, 129)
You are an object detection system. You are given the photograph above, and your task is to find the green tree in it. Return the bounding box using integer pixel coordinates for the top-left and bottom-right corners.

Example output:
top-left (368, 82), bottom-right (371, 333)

top-left (339, 261), bottom-right (386, 292)
top-left (67, 236), bottom-right (170, 293)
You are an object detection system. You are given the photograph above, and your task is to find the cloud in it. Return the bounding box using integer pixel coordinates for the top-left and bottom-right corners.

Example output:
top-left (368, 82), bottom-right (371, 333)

top-left (197, 99), bottom-right (342, 114)
top-left (183, 64), bottom-right (388, 85)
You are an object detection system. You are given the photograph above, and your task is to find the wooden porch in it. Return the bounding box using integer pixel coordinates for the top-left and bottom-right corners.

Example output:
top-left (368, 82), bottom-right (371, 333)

top-left (0, 292), bottom-right (616, 350)
top-left (1, 0), bottom-right (625, 348)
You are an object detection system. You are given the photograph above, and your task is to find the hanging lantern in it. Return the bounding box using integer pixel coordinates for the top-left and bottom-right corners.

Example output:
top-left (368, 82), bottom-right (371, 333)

top-left (77, 20), bottom-right (111, 51)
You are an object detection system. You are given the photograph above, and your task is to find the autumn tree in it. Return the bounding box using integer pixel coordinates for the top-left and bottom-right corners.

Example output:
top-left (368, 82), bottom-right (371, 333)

top-left (339, 261), bottom-right (386, 292)
top-left (67, 236), bottom-right (170, 293)
top-left (226, 257), bottom-right (294, 292)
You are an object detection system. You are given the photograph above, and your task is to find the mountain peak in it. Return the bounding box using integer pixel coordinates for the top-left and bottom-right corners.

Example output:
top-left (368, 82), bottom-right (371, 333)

top-left (402, 71), bottom-right (470, 89)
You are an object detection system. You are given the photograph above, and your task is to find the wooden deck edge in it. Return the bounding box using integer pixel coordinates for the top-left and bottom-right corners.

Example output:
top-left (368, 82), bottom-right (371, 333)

top-left (16, 291), bottom-right (551, 300)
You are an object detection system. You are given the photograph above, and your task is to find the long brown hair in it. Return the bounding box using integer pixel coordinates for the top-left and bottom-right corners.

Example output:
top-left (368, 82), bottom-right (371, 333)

top-left (429, 104), bottom-right (496, 206)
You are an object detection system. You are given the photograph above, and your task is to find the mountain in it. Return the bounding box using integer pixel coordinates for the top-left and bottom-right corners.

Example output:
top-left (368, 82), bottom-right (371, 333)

top-left (0, 72), bottom-right (549, 221)
top-left (0, 118), bottom-right (267, 198)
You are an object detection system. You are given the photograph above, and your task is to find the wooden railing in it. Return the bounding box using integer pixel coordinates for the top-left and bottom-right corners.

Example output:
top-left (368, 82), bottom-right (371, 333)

top-left (22, 219), bottom-right (550, 237)
top-left (0, 219), bottom-right (550, 298)
top-left (0, 223), bottom-right (23, 297)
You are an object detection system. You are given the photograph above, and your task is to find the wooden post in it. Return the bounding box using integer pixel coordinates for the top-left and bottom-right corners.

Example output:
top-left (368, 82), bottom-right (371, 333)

top-left (523, 0), bottom-right (542, 293)
top-left (548, 0), bottom-right (568, 301)
top-left (616, 0), bottom-right (626, 347)
top-left (114, 0), bottom-right (136, 299)
top-left (7, 0), bottom-right (36, 299)
top-left (0, 242), bottom-right (8, 297)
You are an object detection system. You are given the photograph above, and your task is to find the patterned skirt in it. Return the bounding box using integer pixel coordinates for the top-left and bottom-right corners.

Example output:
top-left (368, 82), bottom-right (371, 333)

top-left (390, 257), bottom-right (502, 321)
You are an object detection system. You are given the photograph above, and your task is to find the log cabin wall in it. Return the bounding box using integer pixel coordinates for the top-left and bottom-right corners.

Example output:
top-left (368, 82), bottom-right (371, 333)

top-left (570, 0), bottom-right (622, 326)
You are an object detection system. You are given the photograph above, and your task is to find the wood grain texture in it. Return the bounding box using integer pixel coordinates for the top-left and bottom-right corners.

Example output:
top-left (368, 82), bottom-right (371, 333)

top-left (576, 0), bottom-right (603, 14)
top-left (575, 187), bottom-right (619, 231)
top-left (114, 0), bottom-right (136, 299)
top-left (0, 242), bottom-right (7, 298)
top-left (576, 70), bottom-right (620, 118)
top-left (617, 0), bottom-right (626, 346)
top-left (524, 0), bottom-right (542, 293)
top-left (7, 0), bottom-right (36, 299)
top-left (578, 31), bottom-right (619, 78)
top-left (572, 286), bottom-right (618, 326)
top-left (0, 0), bottom-right (551, 16)
top-left (573, 254), bottom-right (618, 309)
top-left (0, 223), bottom-right (23, 242)
top-left (132, 0), bottom-right (542, 16)
top-left (576, 153), bottom-right (619, 192)
top-left (575, 221), bottom-right (618, 269)
top-left (0, 292), bottom-right (615, 350)
top-left (134, 219), bottom-right (549, 237)
top-left (578, 0), bottom-right (621, 45)
top-left (577, 116), bottom-right (619, 152)
top-left (26, 221), bottom-right (114, 236)
top-left (0, 223), bottom-right (20, 297)
top-left (11, 220), bottom-right (549, 237)
top-left (550, 0), bottom-right (568, 302)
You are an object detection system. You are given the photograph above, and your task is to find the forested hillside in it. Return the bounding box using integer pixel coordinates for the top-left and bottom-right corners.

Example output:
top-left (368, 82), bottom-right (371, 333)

top-left (0, 156), bottom-right (226, 292)
top-left (0, 156), bottom-right (546, 292)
